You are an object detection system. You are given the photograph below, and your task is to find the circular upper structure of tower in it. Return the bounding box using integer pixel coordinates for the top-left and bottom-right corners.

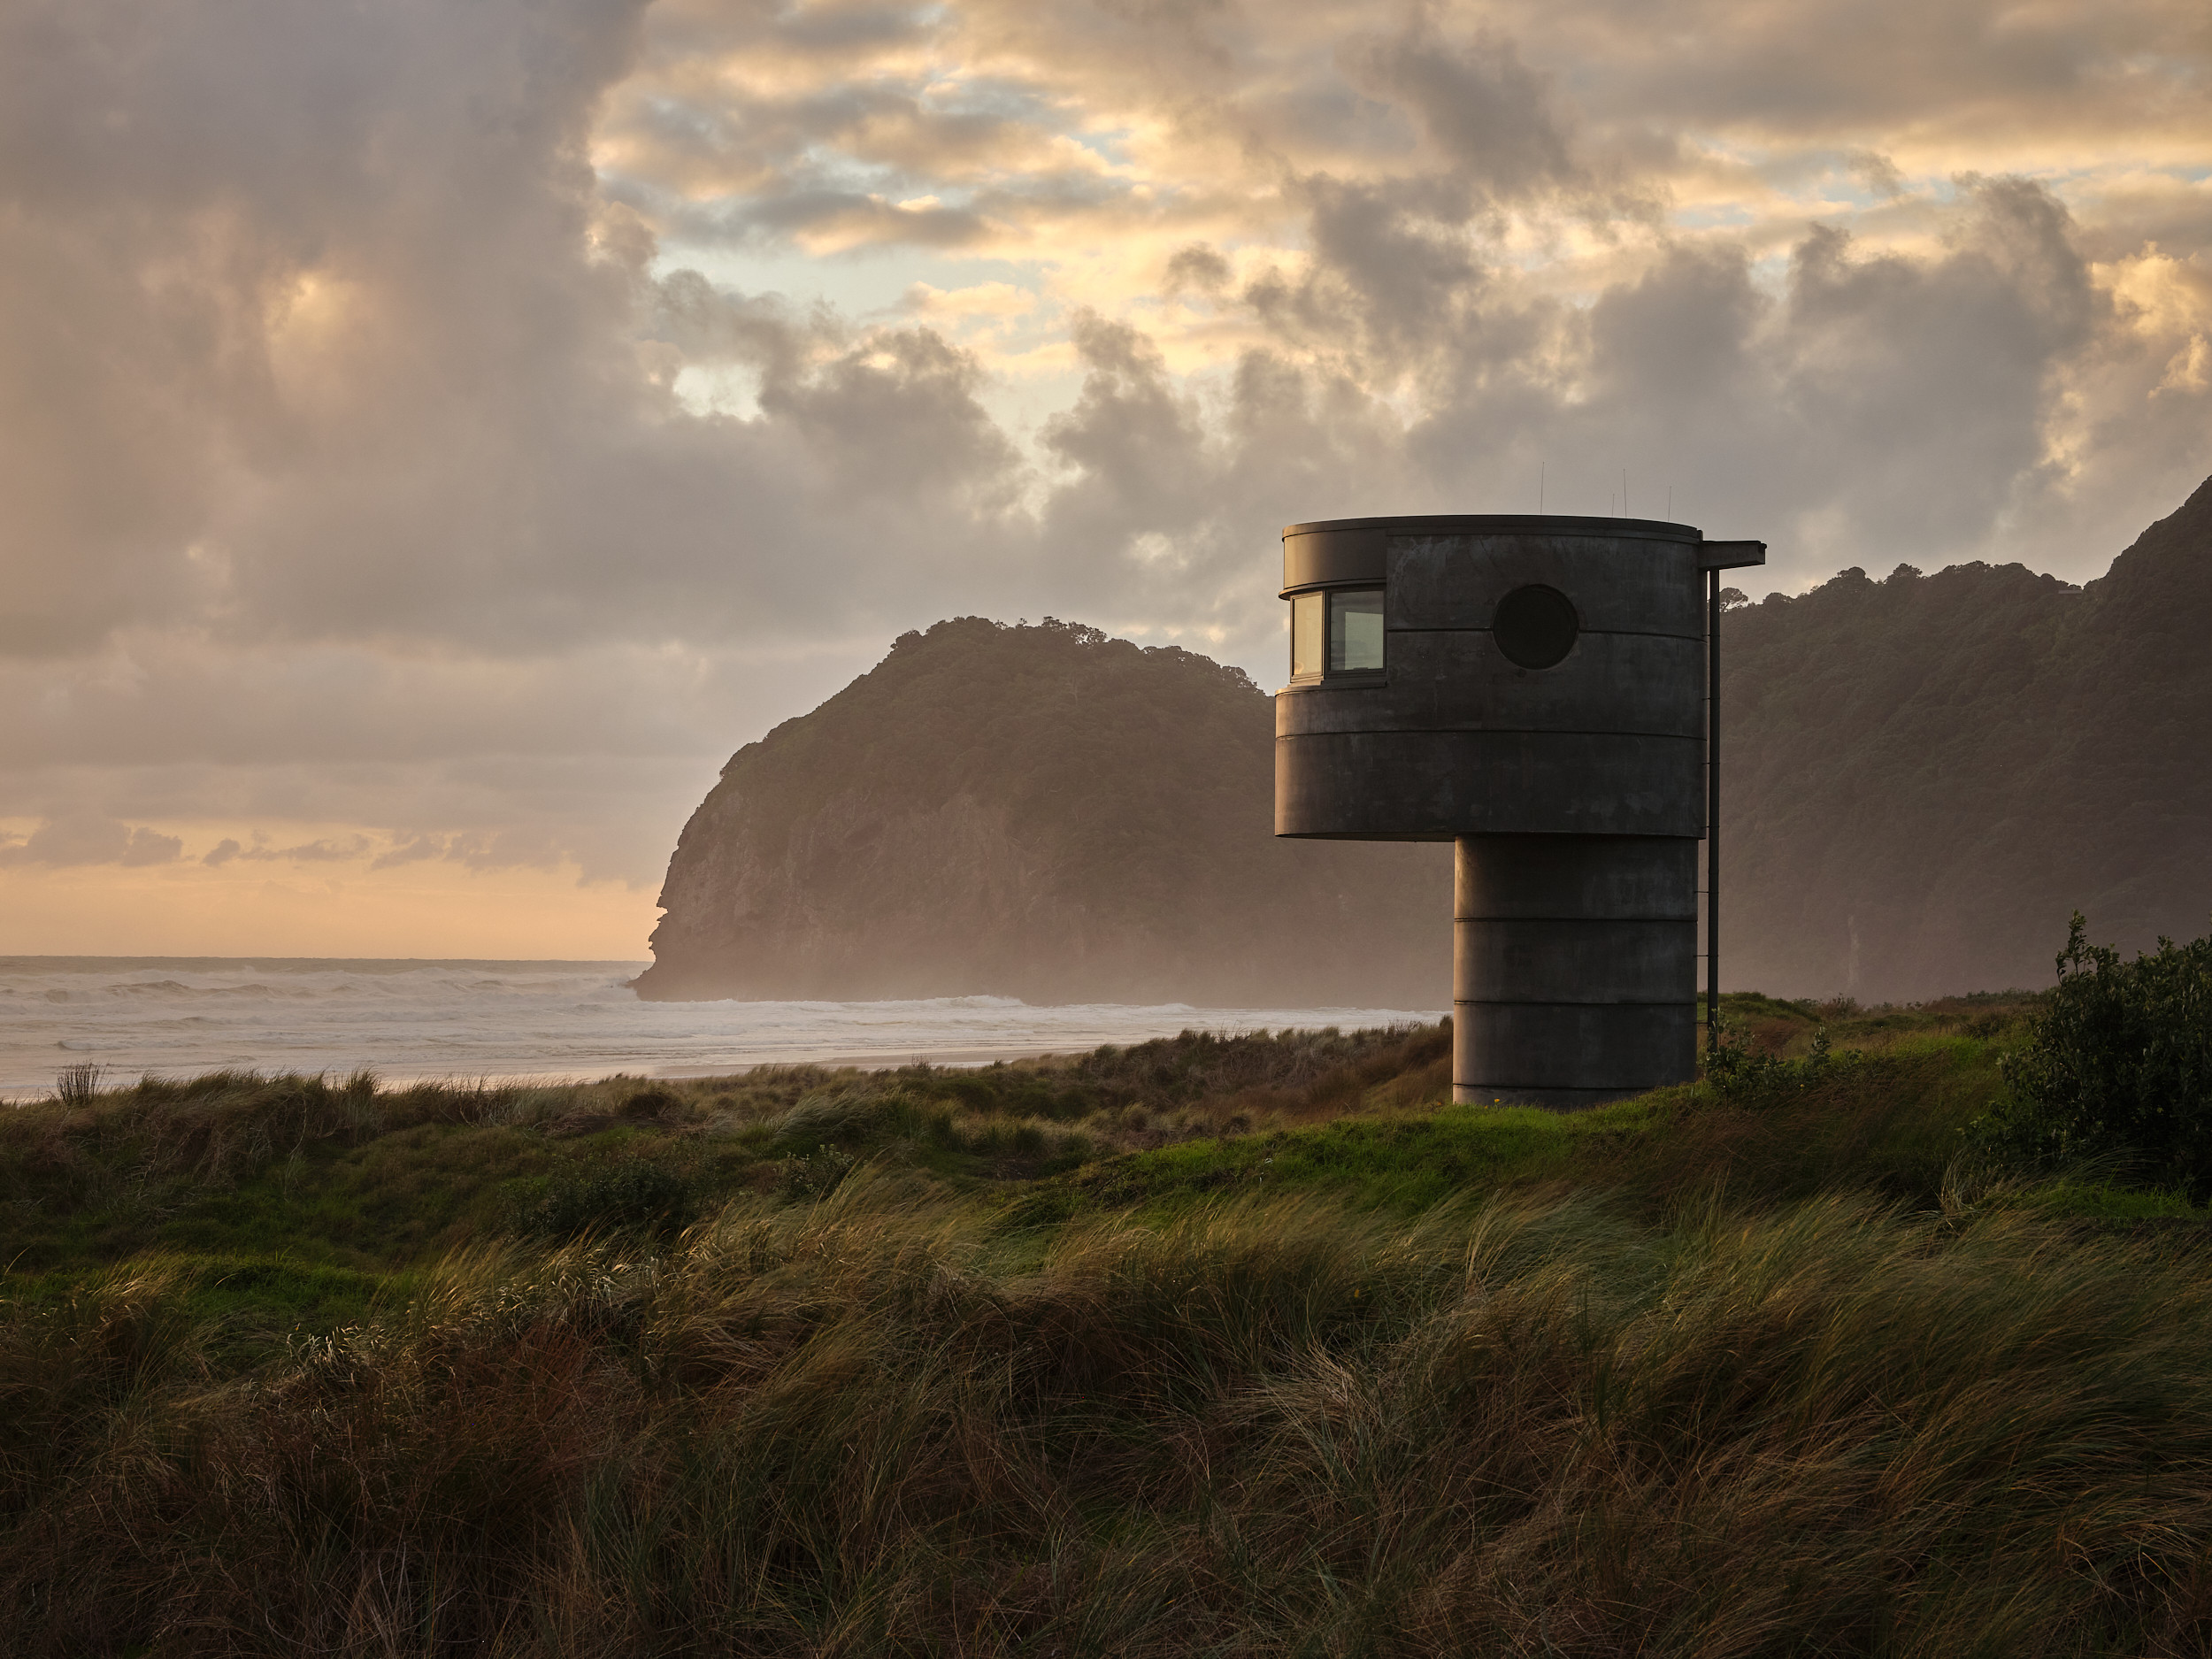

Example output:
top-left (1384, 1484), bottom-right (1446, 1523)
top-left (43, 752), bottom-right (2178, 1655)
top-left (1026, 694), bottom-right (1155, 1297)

top-left (1275, 514), bottom-right (1708, 841)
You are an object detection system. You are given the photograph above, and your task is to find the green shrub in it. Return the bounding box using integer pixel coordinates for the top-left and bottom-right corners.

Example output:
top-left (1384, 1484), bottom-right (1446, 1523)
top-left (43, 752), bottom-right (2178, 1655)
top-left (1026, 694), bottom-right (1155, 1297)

top-left (517, 1159), bottom-right (693, 1240)
top-left (617, 1086), bottom-right (682, 1121)
top-left (1701, 1022), bottom-right (1852, 1103)
top-left (1983, 912), bottom-right (2212, 1196)
top-left (777, 1144), bottom-right (857, 1202)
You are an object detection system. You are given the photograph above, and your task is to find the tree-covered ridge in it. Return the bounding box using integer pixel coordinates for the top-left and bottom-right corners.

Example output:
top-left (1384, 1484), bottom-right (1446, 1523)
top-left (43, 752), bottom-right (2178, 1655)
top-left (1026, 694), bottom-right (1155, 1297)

top-left (1726, 472), bottom-right (2212, 998)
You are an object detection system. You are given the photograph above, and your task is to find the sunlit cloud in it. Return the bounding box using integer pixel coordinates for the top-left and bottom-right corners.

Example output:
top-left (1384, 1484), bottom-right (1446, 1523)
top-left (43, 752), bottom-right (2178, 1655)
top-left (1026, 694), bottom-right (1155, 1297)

top-left (0, 0), bottom-right (2205, 951)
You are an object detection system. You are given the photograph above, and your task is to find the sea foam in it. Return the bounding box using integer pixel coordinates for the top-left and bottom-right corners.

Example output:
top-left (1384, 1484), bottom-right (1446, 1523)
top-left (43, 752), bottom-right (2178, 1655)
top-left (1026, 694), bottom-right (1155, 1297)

top-left (0, 956), bottom-right (1440, 1100)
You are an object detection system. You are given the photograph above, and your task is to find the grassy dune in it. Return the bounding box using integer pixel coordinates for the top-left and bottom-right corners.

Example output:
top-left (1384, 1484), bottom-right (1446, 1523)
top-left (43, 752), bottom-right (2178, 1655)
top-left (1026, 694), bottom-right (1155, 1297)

top-left (8, 995), bottom-right (2212, 1655)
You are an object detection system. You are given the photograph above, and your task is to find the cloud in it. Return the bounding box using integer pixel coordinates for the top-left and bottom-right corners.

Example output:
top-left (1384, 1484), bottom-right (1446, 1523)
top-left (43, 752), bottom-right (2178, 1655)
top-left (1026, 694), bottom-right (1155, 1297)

top-left (367, 831), bottom-right (567, 874)
top-left (1161, 244), bottom-right (1233, 296)
top-left (370, 834), bottom-right (446, 871)
top-left (900, 280), bottom-right (1038, 321)
top-left (0, 816), bottom-right (182, 868)
top-left (1336, 22), bottom-right (1578, 204)
top-left (7, 0), bottom-right (2202, 664)
top-left (0, 0), bottom-right (2205, 949)
top-left (200, 834), bottom-right (365, 866)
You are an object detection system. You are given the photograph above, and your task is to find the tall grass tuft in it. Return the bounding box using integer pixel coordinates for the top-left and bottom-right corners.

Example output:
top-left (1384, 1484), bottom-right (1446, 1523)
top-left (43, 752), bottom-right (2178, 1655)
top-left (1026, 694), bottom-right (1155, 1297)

top-left (9, 1179), bottom-right (2212, 1654)
top-left (52, 1063), bottom-right (104, 1110)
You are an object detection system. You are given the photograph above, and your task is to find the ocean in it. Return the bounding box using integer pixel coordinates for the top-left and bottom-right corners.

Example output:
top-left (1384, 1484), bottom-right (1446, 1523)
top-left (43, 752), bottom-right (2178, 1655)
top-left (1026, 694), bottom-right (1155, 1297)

top-left (0, 957), bottom-right (1443, 1102)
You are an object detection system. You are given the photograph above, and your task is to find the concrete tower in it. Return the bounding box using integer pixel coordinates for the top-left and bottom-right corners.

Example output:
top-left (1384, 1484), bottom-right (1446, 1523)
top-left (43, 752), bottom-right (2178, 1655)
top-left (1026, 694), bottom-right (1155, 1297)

top-left (1274, 514), bottom-right (1763, 1107)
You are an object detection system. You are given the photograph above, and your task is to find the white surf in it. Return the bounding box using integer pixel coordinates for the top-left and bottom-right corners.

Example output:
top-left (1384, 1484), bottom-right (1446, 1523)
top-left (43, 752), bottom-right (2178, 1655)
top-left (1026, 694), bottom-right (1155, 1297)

top-left (0, 957), bottom-right (1442, 1101)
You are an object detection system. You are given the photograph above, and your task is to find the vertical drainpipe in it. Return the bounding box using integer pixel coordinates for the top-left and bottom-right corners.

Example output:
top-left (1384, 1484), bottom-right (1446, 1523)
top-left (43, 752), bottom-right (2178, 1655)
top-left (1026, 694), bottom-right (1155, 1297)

top-left (1695, 540), bottom-right (1767, 1051)
top-left (1708, 565), bottom-right (1720, 1051)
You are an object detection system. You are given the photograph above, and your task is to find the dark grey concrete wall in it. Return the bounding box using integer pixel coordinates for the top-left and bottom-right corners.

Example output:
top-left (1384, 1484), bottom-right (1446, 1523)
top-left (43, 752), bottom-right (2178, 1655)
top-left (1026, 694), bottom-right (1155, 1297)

top-left (1271, 516), bottom-right (1707, 1109)
top-left (1282, 526), bottom-right (1386, 591)
top-left (1276, 523), bottom-right (1703, 841)
top-left (1452, 833), bottom-right (1698, 1105)
top-left (1276, 730), bottom-right (1702, 839)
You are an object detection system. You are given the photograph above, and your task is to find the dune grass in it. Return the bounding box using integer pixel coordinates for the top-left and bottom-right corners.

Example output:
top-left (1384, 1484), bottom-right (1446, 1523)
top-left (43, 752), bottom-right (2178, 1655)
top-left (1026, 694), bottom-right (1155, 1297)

top-left (11, 1179), bottom-right (2212, 1655)
top-left (0, 1025), bottom-right (1452, 1284)
top-left (9, 995), bottom-right (2212, 1654)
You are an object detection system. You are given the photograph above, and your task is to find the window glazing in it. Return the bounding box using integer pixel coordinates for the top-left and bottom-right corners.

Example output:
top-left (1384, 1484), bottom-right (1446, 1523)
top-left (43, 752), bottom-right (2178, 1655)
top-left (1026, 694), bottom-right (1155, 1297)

top-left (1329, 588), bottom-right (1385, 672)
top-left (1291, 591), bottom-right (1325, 678)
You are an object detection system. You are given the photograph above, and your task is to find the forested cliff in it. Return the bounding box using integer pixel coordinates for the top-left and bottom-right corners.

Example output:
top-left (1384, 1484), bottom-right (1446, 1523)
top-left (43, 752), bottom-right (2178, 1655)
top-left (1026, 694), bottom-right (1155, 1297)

top-left (1725, 472), bottom-right (2212, 999)
top-left (636, 620), bottom-right (1451, 1006)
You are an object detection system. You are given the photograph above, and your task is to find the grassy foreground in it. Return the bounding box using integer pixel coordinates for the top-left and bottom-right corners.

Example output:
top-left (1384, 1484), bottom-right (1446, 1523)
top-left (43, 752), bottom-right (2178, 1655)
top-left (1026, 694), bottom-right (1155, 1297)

top-left (9, 995), bottom-right (2212, 1655)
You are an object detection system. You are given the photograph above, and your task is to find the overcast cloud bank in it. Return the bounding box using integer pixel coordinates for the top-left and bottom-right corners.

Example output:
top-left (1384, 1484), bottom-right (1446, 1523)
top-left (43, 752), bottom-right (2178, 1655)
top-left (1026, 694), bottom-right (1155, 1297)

top-left (2, 0), bottom-right (2206, 953)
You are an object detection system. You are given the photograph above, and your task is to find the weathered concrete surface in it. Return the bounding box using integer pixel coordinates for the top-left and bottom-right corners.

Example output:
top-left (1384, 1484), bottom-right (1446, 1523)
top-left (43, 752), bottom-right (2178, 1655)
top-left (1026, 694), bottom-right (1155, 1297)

top-left (1276, 730), bottom-right (1703, 840)
top-left (1276, 520), bottom-right (1705, 844)
top-left (1386, 534), bottom-right (1702, 639)
top-left (1452, 833), bottom-right (1697, 1106)
top-left (1273, 516), bottom-right (1707, 1109)
top-left (1278, 630), bottom-right (1703, 738)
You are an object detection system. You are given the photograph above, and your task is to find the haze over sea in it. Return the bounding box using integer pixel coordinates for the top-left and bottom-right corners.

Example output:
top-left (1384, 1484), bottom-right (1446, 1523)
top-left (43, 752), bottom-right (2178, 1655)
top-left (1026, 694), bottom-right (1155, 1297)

top-left (0, 958), bottom-right (1441, 1102)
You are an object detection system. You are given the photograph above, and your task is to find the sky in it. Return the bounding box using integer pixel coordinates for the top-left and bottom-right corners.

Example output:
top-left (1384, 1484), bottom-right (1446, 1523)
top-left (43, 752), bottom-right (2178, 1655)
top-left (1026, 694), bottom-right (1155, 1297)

top-left (2, 0), bottom-right (2208, 958)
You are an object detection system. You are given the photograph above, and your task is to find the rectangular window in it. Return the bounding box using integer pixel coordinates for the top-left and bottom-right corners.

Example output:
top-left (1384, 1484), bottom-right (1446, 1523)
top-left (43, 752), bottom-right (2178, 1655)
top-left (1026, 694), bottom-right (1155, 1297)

top-left (1291, 591), bottom-right (1325, 678)
top-left (1329, 588), bottom-right (1385, 672)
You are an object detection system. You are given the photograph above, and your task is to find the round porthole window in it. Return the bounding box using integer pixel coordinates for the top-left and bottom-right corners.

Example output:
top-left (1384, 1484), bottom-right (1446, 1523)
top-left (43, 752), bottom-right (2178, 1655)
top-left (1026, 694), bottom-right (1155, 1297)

top-left (1492, 584), bottom-right (1578, 669)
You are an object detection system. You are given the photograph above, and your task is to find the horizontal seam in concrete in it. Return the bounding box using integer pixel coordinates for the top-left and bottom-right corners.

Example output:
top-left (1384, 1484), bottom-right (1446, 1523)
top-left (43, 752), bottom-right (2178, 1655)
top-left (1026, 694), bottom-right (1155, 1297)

top-left (1450, 1085), bottom-right (1657, 1089)
top-left (1381, 626), bottom-right (1703, 640)
top-left (1454, 1071), bottom-right (1682, 1079)
top-left (1455, 1084), bottom-right (1676, 1092)
top-left (1452, 998), bottom-right (1689, 1008)
top-left (1274, 734), bottom-right (1699, 748)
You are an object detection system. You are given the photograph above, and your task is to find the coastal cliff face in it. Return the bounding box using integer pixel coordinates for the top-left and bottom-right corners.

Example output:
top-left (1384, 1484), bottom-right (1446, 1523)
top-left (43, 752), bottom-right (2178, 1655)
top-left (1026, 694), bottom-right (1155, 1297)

top-left (637, 618), bottom-right (1451, 1006)
top-left (1724, 472), bottom-right (2212, 1000)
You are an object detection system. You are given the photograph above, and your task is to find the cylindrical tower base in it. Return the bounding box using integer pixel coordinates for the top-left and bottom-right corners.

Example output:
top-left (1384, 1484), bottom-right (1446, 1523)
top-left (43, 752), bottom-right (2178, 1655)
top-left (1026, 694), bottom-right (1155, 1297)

top-left (1452, 834), bottom-right (1698, 1108)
